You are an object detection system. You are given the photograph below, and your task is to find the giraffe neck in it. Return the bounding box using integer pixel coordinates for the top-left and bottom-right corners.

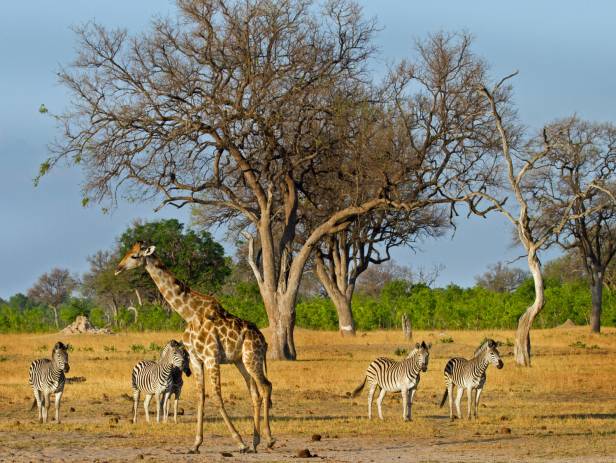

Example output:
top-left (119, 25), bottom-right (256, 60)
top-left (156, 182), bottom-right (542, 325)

top-left (144, 256), bottom-right (197, 322)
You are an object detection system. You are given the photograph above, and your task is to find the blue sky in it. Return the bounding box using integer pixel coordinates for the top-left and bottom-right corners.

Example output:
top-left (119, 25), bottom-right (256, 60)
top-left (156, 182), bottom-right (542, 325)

top-left (1, 0), bottom-right (615, 298)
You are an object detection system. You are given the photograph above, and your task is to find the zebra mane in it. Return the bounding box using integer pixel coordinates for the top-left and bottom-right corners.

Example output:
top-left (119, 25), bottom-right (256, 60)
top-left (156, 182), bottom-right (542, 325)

top-left (405, 348), bottom-right (419, 359)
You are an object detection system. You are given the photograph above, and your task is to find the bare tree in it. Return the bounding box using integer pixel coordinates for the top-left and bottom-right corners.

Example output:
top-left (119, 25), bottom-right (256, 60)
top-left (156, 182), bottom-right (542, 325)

top-left (477, 80), bottom-right (609, 365)
top-left (533, 118), bottom-right (616, 332)
top-left (43, 0), bottom-right (500, 360)
top-left (475, 261), bottom-right (527, 293)
top-left (28, 268), bottom-right (78, 328)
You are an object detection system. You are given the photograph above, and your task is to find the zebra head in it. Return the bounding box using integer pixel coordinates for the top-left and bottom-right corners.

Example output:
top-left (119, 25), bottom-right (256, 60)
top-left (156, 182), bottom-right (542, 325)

top-left (412, 341), bottom-right (432, 372)
top-left (485, 340), bottom-right (504, 369)
top-left (52, 342), bottom-right (70, 373)
top-left (162, 340), bottom-right (192, 376)
top-left (114, 242), bottom-right (156, 275)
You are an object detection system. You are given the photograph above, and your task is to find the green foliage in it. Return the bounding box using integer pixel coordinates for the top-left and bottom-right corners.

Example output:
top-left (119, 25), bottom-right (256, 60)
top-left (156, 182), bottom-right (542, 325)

top-left (130, 344), bottom-right (146, 353)
top-left (394, 347), bottom-right (408, 357)
top-left (440, 336), bottom-right (454, 344)
top-left (118, 219), bottom-right (231, 295)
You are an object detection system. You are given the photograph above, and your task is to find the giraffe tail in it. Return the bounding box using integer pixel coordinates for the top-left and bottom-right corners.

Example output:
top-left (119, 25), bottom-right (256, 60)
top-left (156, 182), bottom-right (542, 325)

top-left (351, 377), bottom-right (366, 398)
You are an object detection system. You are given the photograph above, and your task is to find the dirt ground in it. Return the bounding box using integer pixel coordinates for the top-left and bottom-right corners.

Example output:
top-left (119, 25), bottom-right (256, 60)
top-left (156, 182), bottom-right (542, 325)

top-left (1, 327), bottom-right (616, 462)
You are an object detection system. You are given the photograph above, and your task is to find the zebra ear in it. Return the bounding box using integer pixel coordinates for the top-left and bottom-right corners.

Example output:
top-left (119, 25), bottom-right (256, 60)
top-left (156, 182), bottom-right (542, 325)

top-left (427, 343), bottom-right (432, 349)
top-left (415, 342), bottom-right (420, 349)
top-left (487, 339), bottom-right (497, 348)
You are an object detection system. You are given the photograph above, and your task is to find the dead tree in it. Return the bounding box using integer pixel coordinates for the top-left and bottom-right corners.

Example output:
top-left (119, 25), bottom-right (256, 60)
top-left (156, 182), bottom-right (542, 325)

top-left (477, 80), bottom-right (609, 366)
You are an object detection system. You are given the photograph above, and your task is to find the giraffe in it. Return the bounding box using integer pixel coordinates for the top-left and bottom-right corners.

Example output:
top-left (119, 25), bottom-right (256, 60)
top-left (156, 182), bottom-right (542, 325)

top-left (115, 242), bottom-right (274, 453)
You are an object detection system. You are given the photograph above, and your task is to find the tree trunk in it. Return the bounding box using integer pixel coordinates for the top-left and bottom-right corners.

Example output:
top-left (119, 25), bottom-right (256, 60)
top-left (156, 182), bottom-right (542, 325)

top-left (401, 313), bottom-right (412, 340)
top-left (260, 290), bottom-right (297, 361)
top-left (51, 306), bottom-right (59, 329)
top-left (590, 272), bottom-right (603, 333)
top-left (332, 295), bottom-right (356, 337)
top-left (513, 251), bottom-right (544, 366)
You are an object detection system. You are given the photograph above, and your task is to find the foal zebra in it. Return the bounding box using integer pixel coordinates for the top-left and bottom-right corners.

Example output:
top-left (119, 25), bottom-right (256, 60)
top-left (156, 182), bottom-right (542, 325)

top-left (131, 340), bottom-right (191, 423)
top-left (29, 341), bottom-right (70, 423)
top-left (352, 341), bottom-right (431, 421)
top-left (160, 340), bottom-right (192, 423)
top-left (439, 339), bottom-right (503, 420)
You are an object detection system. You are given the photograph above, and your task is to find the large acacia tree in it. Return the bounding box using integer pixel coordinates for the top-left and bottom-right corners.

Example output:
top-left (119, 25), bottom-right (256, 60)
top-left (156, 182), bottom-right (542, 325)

top-left (43, 0), bottom-right (500, 359)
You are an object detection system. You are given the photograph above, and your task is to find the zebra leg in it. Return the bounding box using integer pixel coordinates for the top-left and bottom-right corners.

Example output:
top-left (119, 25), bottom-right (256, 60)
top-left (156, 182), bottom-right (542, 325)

top-left (189, 359), bottom-right (205, 454)
top-left (173, 394), bottom-right (179, 424)
top-left (474, 388), bottom-right (483, 419)
top-left (409, 388), bottom-right (416, 421)
top-left (54, 391), bottom-right (63, 424)
top-left (367, 383), bottom-right (377, 419)
top-left (401, 388), bottom-right (409, 421)
top-left (447, 383), bottom-right (454, 421)
top-left (33, 389), bottom-right (43, 423)
top-left (143, 394), bottom-right (153, 423)
top-left (42, 392), bottom-right (51, 423)
top-left (455, 388), bottom-right (464, 420)
top-left (162, 392), bottom-right (170, 423)
top-left (206, 363), bottom-right (248, 452)
top-left (155, 392), bottom-right (163, 423)
top-left (376, 389), bottom-right (386, 420)
top-left (466, 387), bottom-right (473, 420)
top-left (132, 389), bottom-right (140, 424)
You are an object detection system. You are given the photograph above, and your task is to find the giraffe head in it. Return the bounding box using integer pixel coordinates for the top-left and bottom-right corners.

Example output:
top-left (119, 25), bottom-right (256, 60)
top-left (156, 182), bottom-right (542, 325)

top-left (115, 242), bottom-right (156, 275)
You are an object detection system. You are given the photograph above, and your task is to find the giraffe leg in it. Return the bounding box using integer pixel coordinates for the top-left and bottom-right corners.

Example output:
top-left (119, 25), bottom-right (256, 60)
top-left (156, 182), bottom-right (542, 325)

top-left (33, 389), bottom-right (43, 423)
top-left (455, 388), bottom-right (464, 420)
top-left (189, 359), bottom-right (204, 454)
top-left (132, 389), bottom-right (140, 424)
top-left (206, 363), bottom-right (248, 452)
top-left (54, 391), bottom-right (63, 424)
top-left (475, 388), bottom-right (483, 419)
top-left (236, 361), bottom-right (262, 452)
top-left (144, 394), bottom-right (152, 423)
top-left (367, 383), bottom-right (376, 419)
top-left (243, 346), bottom-right (275, 450)
top-left (376, 389), bottom-right (386, 420)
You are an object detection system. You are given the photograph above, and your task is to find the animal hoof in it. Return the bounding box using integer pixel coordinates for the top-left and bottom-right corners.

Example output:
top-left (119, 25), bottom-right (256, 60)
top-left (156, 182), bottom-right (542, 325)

top-left (238, 446), bottom-right (250, 454)
top-left (267, 438), bottom-right (276, 449)
top-left (187, 448), bottom-right (200, 454)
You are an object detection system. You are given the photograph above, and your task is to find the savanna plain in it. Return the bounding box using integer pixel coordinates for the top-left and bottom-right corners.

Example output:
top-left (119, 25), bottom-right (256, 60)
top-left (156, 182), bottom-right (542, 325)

top-left (1, 327), bottom-right (615, 463)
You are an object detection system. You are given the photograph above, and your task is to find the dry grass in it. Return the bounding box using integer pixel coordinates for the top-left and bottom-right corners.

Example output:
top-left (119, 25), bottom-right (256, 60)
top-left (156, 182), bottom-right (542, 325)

top-left (1, 327), bottom-right (616, 462)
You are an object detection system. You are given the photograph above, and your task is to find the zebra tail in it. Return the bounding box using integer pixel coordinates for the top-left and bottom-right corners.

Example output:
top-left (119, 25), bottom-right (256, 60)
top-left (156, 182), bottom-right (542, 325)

top-left (351, 377), bottom-right (366, 398)
top-left (439, 389), bottom-right (448, 408)
top-left (29, 399), bottom-right (37, 411)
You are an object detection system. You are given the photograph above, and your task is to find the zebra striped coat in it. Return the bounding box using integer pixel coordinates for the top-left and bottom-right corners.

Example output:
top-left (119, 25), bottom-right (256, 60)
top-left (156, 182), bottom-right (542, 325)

top-left (439, 339), bottom-right (504, 420)
top-left (29, 341), bottom-right (70, 424)
top-left (352, 341), bottom-right (431, 421)
top-left (131, 340), bottom-right (191, 423)
top-left (160, 341), bottom-right (192, 423)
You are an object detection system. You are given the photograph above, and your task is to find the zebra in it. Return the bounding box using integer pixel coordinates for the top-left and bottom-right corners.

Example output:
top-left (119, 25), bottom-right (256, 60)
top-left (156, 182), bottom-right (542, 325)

top-left (439, 339), bottom-right (504, 421)
top-left (131, 340), bottom-right (191, 424)
top-left (29, 341), bottom-right (70, 424)
top-left (352, 341), bottom-right (431, 421)
top-left (159, 340), bottom-right (192, 423)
